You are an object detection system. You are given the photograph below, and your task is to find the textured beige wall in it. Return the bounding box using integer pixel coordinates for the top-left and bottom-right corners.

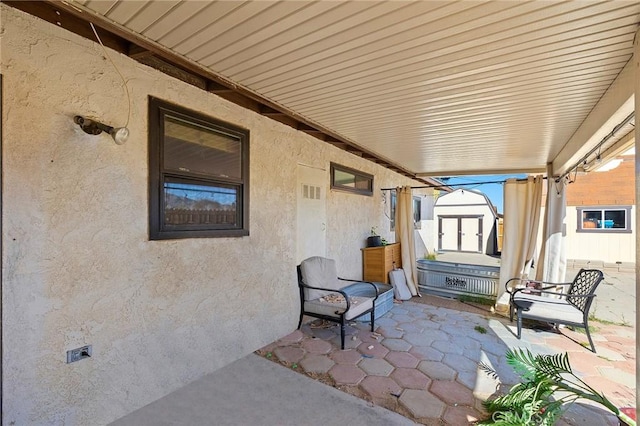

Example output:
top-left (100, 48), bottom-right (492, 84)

top-left (1, 6), bottom-right (428, 425)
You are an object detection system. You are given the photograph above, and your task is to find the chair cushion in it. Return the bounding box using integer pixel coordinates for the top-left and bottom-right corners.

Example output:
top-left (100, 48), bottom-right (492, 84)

top-left (514, 293), bottom-right (583, 325)
top-left (304, 296), bottom-right (374, 320)
top-left (300, 256), bottom-right (348, 300)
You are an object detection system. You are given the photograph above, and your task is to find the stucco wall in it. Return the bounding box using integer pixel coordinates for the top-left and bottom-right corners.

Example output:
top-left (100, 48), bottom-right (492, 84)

top-left (1, 7), bottom-right (429, 424)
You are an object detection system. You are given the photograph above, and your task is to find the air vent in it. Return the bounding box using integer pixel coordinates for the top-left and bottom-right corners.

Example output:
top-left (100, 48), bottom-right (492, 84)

top-left (302, 185), bottom-right (321, 200)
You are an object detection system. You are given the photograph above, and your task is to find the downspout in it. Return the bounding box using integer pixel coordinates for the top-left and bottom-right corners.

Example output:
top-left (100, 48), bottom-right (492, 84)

top-left (0, 73), bottom-right (4, 425)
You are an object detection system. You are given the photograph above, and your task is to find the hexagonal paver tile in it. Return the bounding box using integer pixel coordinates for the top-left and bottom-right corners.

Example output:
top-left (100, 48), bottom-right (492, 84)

top-left (280, 329), bottom-right (304, 343)
top-left (329, 335), bottom-right (360, 350)
top-left (274, 346), bottom-right (305, 363)
top-left (381, 338), bottom-right (412, 352)
top-left (357, 342), bottom-right (389, 359)
top-left (442, 353), bottom-right (480, 375)
top-left (377, 326), bottom-right (404, 339)
top-left (399, 389), bottom-right (446, 419)
top-left (390, 307), bottom-right (410, 316)
top-left (394, 322), bottom-right (423, 333)
top-left (359, 358), bottom-right (394, 376)
top-left (403, 332), bottom-right (434, 347)
top-left (414, 319), bottom-right (441, 330)
top-left (443, 405), bottom-right (485, 424)
top-left (302, 338), bottom-right (333, 354)
top-left (300, 355), bottom-right (335, 374)
top-left (431, 339), bottom-right (465, 355)
top-left (430, 380), bottom-right (475, 406)
top-left (357, 330), bottom-right (382, 344)
top-left (330, 349), bottom-right (362, 364)
top-left (375, 317), bottom-right (398, 327)
top-left (361, 376), bottom-right (402, 400)
top-left (385, 351), bottom-right (419, 368)
top-left (390, 314), bottom-right (413, 323)
top-left (390, 368), bottom-right (431, 389)
top-left (310, 327), bottom-right (338, 340)
top-left (418, 360), bottom-right (456, 380)
top-left (420, 329), bottom-right (451, 341)
top-left (328, 364), bottom-right (365, 385)
top-left (410, 345), bottom-right (444, 362)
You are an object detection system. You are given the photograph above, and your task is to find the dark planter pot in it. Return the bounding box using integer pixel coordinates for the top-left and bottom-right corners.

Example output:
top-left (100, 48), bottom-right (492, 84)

top-left (367, 236), bottom-right (382, 247)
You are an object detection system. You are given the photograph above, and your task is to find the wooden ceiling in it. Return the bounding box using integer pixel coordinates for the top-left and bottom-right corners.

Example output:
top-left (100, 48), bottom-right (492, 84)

top-left (8, 1), bottom-right (640, 180)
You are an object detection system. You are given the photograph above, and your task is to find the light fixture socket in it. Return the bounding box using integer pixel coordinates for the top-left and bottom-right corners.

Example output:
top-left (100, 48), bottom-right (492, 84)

top-left (74, 115), bottom-right (129, 145)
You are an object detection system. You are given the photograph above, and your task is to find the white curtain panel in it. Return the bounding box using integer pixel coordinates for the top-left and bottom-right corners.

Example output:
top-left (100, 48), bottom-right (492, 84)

top-left (535, 166), bottom-right (567, 283)
top-left (496, 176), bottom-right (543, 312)
top-left (395, 186), bottom-right (419, 296)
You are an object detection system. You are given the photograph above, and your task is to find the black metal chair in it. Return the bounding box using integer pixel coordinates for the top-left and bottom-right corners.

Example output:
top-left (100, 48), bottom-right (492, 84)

top-left (297, 256), bottom-right (378, 349)
top-left (505, 269), bottom-right (604, 352)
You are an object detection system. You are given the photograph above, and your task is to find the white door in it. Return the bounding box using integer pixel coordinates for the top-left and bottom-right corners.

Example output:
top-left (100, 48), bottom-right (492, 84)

top-left (296, 164), bottom-right (327, 263)
top-left (460, 218), bottom-right (481, 252)
top-left (439, 218), bottom-right (458, 251)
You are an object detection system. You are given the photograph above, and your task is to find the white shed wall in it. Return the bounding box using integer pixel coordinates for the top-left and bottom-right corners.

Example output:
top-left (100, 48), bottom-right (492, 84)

top-left (433, 190), bottom-right (497, 254)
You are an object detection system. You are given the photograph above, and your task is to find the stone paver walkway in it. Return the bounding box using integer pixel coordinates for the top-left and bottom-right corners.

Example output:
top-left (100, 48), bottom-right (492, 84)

top-left (258, 297), bottom-right (635, 425)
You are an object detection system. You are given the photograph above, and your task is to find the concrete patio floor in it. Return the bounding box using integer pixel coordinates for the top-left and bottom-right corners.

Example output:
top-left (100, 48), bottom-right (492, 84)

top-left (111, 295), bottom-right (635, 425)
top-left (258, 295), bottom-right (635, 425)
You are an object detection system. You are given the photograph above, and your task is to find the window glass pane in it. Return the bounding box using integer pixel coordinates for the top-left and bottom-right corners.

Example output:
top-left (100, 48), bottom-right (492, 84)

top-left (390, 192), bottom-right (396, 231)
top-left (604, 210), bottom-right (625, 229)
top-left (163, 116), bottom-right (241, 179)
top-left (355, 175), bottom-right (371, 190)
top-left (334, 169), bottom-right (356, 187)
top-left (413, 197), bottom-right (421, 223)
top-left (582, 210), bottom-right (601, 228)
top-left (164, 180), bottom-right (238, 227)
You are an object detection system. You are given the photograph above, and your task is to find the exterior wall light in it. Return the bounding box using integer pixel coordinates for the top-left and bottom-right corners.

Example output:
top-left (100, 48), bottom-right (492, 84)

top-left (74, 115), bottom-right (129, 145)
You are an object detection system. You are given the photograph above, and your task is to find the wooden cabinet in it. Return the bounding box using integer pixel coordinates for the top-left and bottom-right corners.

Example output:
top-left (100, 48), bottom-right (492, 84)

top-left (361, 243), bottom-right (401, 284)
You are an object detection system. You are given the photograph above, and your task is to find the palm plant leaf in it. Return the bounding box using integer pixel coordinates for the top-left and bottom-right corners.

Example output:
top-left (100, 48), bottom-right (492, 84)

top-left (480, 348), bottom-right (636, 426)
top-left (505, 348), bottom-right (538, 381)
top-left (478, 361), bottom-right (500, 380)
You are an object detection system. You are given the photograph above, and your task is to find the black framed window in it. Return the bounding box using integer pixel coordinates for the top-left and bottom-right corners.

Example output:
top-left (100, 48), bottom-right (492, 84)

top-left (149, 97), bottom-right (249, 239)
top-left (577, 206), bottom-right (631, 233)
top-left (330, 162), bottom-right (373, 196)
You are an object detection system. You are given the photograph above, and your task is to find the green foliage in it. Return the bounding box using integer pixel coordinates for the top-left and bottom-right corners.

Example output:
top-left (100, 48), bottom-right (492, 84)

top-left (474, 325), bottom-right (487, 334)
top-left (459, 294), bottom-right (497, 306)
top-left (424, 252), bottom-right (437, 260)
top-left (479, 348), bottom-right (634, 426)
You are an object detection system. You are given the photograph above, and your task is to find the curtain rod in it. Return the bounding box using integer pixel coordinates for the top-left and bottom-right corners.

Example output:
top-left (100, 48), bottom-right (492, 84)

top-left (557, 112), bottom-right (635, 182)
top-left (380, 176), bottom-right (546, 191)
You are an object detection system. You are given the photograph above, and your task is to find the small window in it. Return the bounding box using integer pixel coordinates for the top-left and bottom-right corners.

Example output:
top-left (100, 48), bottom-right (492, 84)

top-left (390, 191), bottom-right (397, 232)
top-left (149, 97), bottom-right (249, 239)
top-left (577, 206), bottom-right (631, 233)
top-left (330, 163), bottom-right (373, 196)
top-left (413, 196), bottom-right (422, 224)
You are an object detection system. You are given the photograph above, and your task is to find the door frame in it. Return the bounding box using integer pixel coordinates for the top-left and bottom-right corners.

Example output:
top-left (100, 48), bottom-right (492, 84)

top-left (437, 214), bottom-right (483, 252)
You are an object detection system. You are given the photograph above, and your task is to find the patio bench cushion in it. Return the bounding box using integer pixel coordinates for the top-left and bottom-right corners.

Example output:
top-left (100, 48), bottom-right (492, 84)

top-left (300, 256), bottom-right (355, 300)
top-left (297, 256), bottom-right (379, 349)
top-left (304, 296), bottom-right (374, 320)
top-left (506, 268), bottom-right (603, 352)
top-left (512, 293), bottom-right (583, 325)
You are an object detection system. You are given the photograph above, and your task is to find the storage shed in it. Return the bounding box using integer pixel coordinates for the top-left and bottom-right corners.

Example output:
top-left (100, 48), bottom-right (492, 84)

top-left (434, 189), bottom-right (498, 254)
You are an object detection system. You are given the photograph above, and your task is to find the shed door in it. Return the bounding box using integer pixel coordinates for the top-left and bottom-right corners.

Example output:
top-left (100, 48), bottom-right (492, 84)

top-left (438, 216), bottom-right (483, 252)
top-left (460, 217), bottom-right (482, 252)
top-left (439, 218), bottom-right (459, 251)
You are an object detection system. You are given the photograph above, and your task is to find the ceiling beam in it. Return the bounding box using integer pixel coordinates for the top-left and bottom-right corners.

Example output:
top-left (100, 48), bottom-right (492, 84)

top-left (3, 0), bottom-right (441, 188)
top-left (552, 59), bottom-right (635, 176)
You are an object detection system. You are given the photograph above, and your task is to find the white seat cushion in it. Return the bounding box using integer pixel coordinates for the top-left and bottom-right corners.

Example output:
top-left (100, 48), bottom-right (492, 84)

top-left (300, 256), bottom-right (350, 300)
top-left (304, 296), bottom-right (374, 320)
top-left (514, 293), bottom-right (583, 324)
